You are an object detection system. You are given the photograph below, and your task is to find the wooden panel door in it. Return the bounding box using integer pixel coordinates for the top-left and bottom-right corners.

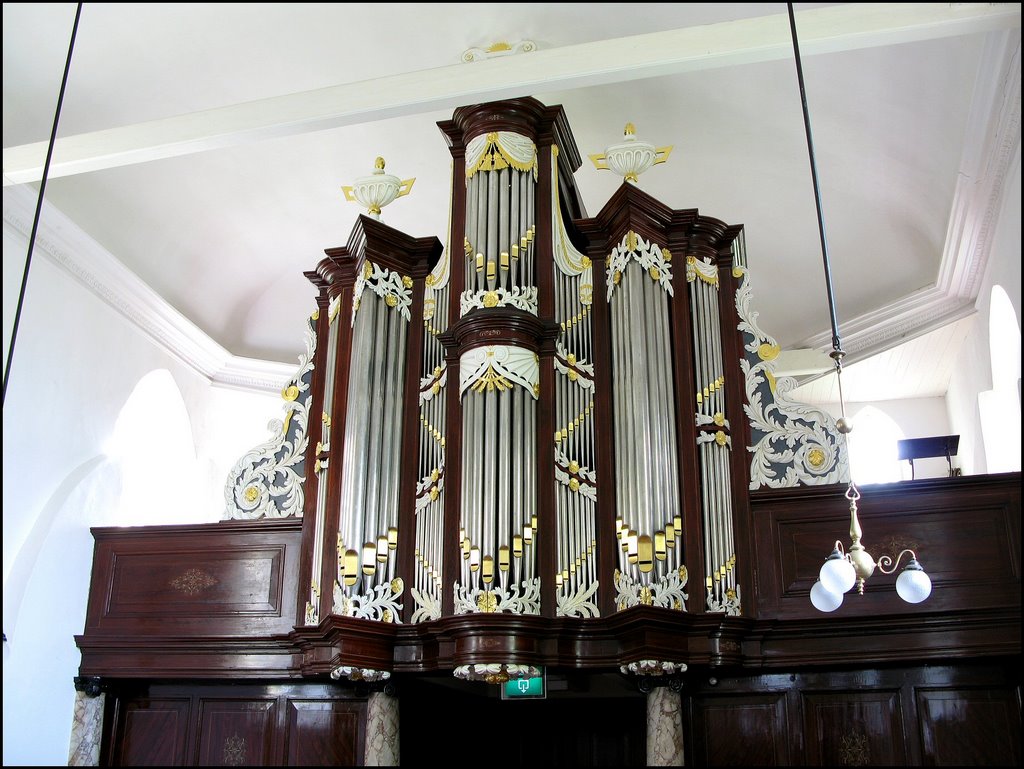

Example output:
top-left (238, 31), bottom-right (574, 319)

top-left (917, 686), bottom-right (1021, 766)
top-left (802, 689), bottom-right (906, 766)
top-left (690, 692), bottom-right (791, 766)
top-left (111, 697), bottom-right (192, 766)
top-left (195, 698), bottom-right (278, 766)
top-left (283, 699), bottom-right (365, 766)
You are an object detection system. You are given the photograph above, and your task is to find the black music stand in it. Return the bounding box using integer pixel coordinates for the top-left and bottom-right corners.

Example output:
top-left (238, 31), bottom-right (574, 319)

top-left (896, 435), bottom-right (960, 479)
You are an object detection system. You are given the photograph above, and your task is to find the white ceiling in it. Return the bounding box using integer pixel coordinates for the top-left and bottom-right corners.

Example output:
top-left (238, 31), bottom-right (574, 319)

top-left (3, 3), bottom-right (1021, 402)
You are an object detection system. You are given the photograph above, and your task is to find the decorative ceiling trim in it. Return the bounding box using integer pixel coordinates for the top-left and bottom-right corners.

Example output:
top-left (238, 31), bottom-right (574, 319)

top-left (797, 29), bottom-right (1021, 366)
top-left (2, 184), bottom-right (293, 394)
top-left (3, 4), bottom-right (1019, 185)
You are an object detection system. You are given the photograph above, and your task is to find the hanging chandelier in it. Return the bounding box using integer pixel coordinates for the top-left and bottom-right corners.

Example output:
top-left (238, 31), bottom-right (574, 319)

top-left (784, 3), bottom-right (932, 612)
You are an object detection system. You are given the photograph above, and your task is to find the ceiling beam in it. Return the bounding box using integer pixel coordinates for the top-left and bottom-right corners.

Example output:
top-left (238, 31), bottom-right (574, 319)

top-left (3, 3), bottom-right (1019, 185)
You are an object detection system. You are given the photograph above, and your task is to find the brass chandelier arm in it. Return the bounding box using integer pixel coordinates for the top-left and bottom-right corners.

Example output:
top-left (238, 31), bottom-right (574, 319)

top-left (876, 549), bottom-right (920, 576)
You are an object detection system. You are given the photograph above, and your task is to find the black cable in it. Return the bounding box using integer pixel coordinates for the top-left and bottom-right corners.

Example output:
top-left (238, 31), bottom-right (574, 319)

top-left (787, 2), bottom-right (844, 358)
top-left (2, 3), bottom-right (84, 407)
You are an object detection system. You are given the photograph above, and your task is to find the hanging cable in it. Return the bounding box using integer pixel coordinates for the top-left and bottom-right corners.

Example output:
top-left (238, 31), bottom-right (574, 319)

top-left (2, 3), bottom-right (83, 408)
top-left (787, 2), bottom-right (844, 363)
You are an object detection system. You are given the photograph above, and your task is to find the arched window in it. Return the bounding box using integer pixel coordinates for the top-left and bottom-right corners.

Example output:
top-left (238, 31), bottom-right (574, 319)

top-left (846, 405), bottom-right (907, 485)
top-left (979, 285), bottom-right (1021, 473)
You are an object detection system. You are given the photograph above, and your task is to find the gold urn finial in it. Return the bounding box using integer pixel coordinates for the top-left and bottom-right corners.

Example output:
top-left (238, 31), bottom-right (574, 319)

top-left (589, 122), bottom-right (673, 185)
top-left (342, 157), bottom-right (415, 221)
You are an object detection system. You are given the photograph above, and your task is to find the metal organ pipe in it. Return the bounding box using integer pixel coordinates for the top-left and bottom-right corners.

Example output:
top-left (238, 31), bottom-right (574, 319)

top-left (338, 292), bottom-right (375, 593)
top-left (306, 308), bottom-right (341, 624)
top-left (361, 292), bottom-right (390, 584)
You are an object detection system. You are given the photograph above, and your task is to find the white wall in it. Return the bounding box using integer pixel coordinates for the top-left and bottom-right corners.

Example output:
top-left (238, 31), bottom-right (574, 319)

top-left (2, 201), bottom-right (284, 766)
top-left (947, 145), bottom-right (1022, 474)
top-left (817, 396), bottom-right (955, 481)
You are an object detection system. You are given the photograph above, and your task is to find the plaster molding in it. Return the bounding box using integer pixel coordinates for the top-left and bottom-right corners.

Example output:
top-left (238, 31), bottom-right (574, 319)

top-left (3, 184), bottom-right (292, 394)
top-left (6, 4), bottom-right (1019, 185)
top-left (797, 29), bottom-right (1020, 363)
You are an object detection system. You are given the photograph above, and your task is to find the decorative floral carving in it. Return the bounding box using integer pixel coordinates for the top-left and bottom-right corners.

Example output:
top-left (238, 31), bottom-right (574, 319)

top-left (460, 285), bottom-right (538, 315)
top-left (620, 659), bottom-right (687, 676)
top-left (170, 568), bottom-right (217, 596)
top-left (839, 733), bottom-right (870, 766)
top-left (614, 567), bottom-right (689, 611)
top-left (735, 268), bottom-right (849, 488)
top-left (606, 230), bottom-right (674, 300)
top-left (331, 666), bottom-right (391, 683)
top-left (223, 314), bottom-right (315, 519)
top-left (222, 735), bottom-right (246, 766)
top-left (333, 578), bottom-right (405, 623)
top-left (556, 580), bottom-right (600, 618)
top-left (410, 588), bottom-right (442, 623)
top-left (453, 663), bottom-right (541, 684)
top-left (706, 583), bottom-right (742, 616)
top-left (454, 578), bottom-right (541, 615)
top-left (353, 260), bottom-right (413, 323)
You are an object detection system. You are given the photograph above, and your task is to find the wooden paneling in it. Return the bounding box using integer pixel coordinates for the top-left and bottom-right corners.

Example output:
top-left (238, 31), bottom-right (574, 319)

top-left (106, 682), bottom-right (367, 767)
top-left (83, 519), bottom-right (301, 639)
top-left (802, 690), bottom-right (906, 766)
top-left (752, 475), bottom-right (1021, 621)
top-left (111, 698), bottom-right (192, 766)
top-left (917, 687), bottom-right (1021, 766)
top-left (685, 662), bottom-right (1022, 768)
top-left (196, 699), bottom-right (277, 766)
top-left (690, 693), bottom-right (790, 766)
top-left (283, 700), bottom-right (364, 766)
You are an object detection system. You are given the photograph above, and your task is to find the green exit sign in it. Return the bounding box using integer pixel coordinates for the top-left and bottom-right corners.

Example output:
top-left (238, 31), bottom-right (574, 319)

top-left (501, 672), bottom-right (546, 700)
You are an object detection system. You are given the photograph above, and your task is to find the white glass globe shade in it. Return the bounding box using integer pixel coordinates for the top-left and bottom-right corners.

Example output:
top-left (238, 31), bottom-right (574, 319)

top-left (810, 580), bottom-right (843, 612)
top-left (896, 566), bottom-right (932, 604)
top-left (819, 556), bottom-right (856, 595)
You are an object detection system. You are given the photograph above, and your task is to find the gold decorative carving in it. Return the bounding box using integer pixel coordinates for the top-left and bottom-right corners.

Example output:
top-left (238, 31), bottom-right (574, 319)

top-left (223, 734), bottom-right (246, 766)
top-left (471, 365), bottom-right (514, 393)
top-left (477, 591), bottom-right (498, 612)
top-left (243, 486), bottom-right (260, 503)
top-left (839, 733), bottom-right (870, 766)
top-left (808, 448), bottom-right (826, 468)
top-left (170, 568), bottom-right (218, 596)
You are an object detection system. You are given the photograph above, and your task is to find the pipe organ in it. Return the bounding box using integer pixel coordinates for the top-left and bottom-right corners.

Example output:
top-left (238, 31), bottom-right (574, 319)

top-left (225, 96), bottom-right (849, 679)
top-left (77, 95), bottom-right (1019, 768)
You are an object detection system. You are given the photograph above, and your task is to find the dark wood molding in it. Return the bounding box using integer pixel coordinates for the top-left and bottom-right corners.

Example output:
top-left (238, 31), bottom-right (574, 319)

top-left (438, 307), bottom-right (561, 358)
top-left (78, 472), bottom-right (1020, 680)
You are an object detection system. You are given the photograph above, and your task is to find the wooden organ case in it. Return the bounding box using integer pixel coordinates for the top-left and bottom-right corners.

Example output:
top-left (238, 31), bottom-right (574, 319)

top-left (75, 98), bottom-right (1021, 766)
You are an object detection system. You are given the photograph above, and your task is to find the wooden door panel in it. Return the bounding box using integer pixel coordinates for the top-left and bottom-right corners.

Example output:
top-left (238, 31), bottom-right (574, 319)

top-left (917, 687), bottom-right (1021, 766)
top-left (691, 693), bottom-right (790, 766)
top-left (112, 698), bottom-right (192, 766)
top-left (802, 689), bottom-right (905, 766)
top-left (284, 699), bottom-right (365, 766)
top-left (196, 698), bottom-right (277, 766)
